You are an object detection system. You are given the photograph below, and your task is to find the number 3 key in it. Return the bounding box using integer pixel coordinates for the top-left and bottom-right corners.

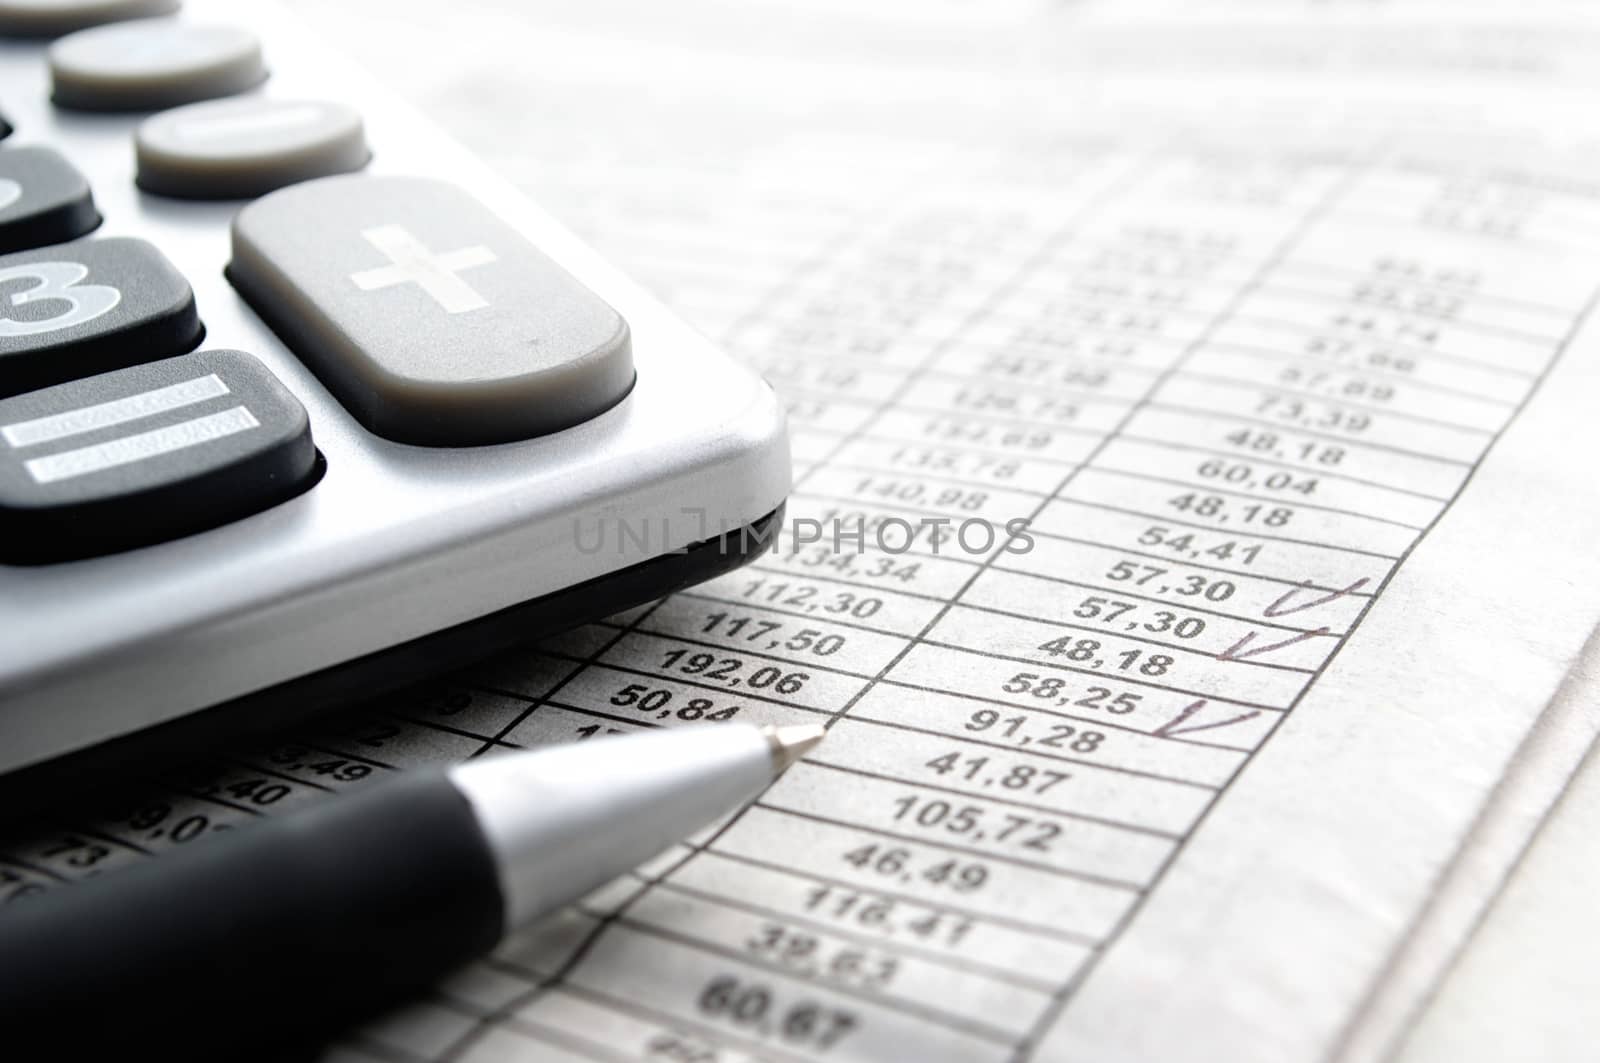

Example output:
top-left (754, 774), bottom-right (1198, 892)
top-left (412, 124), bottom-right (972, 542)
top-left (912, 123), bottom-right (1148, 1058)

top-left (0, 237), bottom-right (203, 399)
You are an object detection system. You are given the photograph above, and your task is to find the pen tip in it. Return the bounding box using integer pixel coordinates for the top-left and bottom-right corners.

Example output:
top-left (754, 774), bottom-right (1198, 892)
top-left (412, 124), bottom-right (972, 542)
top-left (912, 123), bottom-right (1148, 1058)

top-left (763, 724), bottom-right (827, 773)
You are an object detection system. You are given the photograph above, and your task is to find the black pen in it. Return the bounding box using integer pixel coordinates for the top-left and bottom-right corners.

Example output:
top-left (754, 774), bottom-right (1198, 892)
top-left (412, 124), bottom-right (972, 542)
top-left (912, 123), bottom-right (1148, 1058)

top-left (0, 723), bottom-right (825, 1057)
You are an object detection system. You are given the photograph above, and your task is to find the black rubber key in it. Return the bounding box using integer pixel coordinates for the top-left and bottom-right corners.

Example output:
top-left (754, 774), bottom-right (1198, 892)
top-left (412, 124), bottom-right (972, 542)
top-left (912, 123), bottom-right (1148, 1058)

top-left (0, 146), bottom-right (100, 252)
top-left (0, 236), bottom-right (202, 399)
top-left (0, 349), bottom-right (315, 563)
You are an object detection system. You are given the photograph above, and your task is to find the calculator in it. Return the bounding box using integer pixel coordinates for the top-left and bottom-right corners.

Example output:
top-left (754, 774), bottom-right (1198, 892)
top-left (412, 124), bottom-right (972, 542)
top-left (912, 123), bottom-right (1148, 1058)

top-left (0, 0), bottom-right (791, 801)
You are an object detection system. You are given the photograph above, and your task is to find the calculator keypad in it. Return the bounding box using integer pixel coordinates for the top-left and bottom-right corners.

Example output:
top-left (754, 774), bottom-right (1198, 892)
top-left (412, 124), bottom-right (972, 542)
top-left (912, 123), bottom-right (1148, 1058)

top-left (0, 237), bottom-right (203, 398)
top-left (136, 97), bottom-right (370, 200)
top-left (49, 21), bottom-right (265, 112)
top-left (0, 9), bottom-right (635, 563)
top-left (0, 349), bottom-right (315, 563)
top-left (0, 0), bottom-right (177, 39)
top-left (228, 175), bottom-right (634, 446)
top-left (0, 146), bottom-right (99, 252)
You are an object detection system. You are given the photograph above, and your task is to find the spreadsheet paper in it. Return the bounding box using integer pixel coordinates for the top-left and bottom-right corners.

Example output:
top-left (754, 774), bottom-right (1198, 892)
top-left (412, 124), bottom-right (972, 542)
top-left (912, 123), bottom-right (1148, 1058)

top-left (10, 2), bottom-right (1600, 1061)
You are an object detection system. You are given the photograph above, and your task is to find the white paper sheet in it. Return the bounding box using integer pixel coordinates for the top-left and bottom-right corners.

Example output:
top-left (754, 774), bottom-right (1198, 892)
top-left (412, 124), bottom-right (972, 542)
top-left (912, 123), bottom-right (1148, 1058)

top-left (1393, 624), bottom-right (1600, 1063)
top-left (9, 2), bottom-right (1600, 1060)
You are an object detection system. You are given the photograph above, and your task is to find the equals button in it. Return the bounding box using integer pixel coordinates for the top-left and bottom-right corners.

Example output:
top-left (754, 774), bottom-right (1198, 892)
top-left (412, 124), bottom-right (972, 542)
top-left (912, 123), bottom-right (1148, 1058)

top-left (0, 349), bottom-right (317, 563)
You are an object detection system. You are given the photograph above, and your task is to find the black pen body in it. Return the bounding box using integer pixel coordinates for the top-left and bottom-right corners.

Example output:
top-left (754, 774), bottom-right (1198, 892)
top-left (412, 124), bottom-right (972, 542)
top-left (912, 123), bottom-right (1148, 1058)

top-left (0, 769), bottom-right (504, 1057)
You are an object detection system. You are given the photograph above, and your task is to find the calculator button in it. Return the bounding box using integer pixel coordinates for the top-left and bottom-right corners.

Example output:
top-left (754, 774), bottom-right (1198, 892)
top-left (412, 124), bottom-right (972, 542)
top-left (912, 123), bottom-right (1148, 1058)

top-left (50, 21), bottom-right (265, 112)
top-left (0, 349), bottom-right (314, 564)
top-left (136, 97), bottom-right (370, 200)
top-left (0, 0), bottom-right (176, 38)
top-left (228, 175), bottom-right (633, 447)
top-left (0, 237), bottom-right (202, 399)
top-left (0, 146), bottom-right (100, 252)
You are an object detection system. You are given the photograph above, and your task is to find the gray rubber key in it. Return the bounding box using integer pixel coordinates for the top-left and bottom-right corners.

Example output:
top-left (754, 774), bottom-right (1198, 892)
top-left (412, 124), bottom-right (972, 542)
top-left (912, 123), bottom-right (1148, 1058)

top-left (228, 174), bottom-right (633, 446)
top-left (0, 236), bottom-right (203, 398)
top-left (136, 97), bottom-right (370, 200)
top-left (50, 20), bottom-right (265, 112)
top-left (0, 0), bottom-right (177, 38)
top-left (0, 349), bottom-right (315, 563)
top-left (0, 145), bottom-right (101, 252)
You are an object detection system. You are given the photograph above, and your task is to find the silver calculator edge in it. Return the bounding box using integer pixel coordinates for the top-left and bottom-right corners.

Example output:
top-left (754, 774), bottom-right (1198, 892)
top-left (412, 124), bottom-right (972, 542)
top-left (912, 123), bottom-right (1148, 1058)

top-left (0, 0), bottom-right (792, 776)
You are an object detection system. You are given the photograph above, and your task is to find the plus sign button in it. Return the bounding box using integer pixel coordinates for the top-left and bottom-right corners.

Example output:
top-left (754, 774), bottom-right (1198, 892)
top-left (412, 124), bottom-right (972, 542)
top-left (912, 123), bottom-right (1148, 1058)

top-left (227, 175), bottom-right (633, 446)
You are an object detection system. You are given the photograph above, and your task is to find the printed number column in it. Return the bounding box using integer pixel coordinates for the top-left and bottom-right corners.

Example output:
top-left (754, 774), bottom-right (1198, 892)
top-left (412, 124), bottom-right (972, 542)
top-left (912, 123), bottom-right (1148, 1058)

top-left (844, 154), bottom-right (1356, 1024)
top-left (489, 150), bottom-right (1146, 1063)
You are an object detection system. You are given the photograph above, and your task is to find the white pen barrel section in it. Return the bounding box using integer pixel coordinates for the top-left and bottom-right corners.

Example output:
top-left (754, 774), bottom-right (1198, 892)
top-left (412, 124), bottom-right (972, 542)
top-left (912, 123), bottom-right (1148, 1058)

top-left (447, 725), bottom-right (777, 928)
